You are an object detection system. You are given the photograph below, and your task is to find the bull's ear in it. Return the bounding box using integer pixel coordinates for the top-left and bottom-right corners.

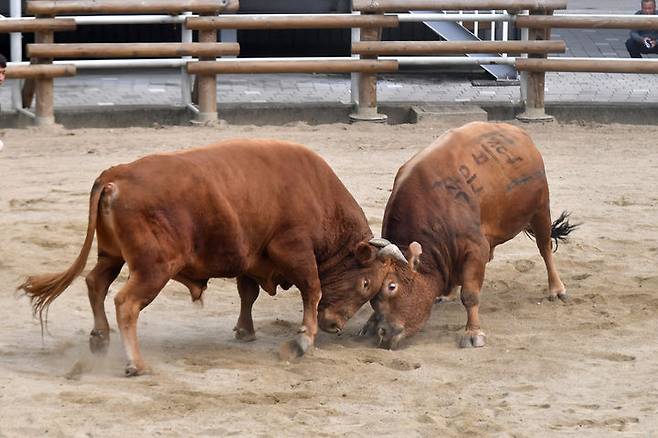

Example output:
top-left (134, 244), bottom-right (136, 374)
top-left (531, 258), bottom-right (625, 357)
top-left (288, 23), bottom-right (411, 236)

top-left (355, 241), bottom-right (377, 265)
top-left (409, 241), bottom-right (423, 272)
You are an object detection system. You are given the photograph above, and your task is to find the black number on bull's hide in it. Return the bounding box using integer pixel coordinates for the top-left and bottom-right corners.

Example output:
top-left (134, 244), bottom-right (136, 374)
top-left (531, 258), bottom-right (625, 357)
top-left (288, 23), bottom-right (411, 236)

top-left (458, 164), bottom-right (484, 194)
top-left (432, 177), bottom-right (470, 203)
top-left (475, 132), bottom-right (523, 166)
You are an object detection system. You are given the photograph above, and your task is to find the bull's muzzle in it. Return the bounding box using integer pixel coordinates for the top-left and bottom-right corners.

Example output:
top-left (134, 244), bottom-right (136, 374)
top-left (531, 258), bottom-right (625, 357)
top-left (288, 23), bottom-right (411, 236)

top-left (317, 309), bottom-right (345, 334)
top-left (377, 322), bottom-right (405, 350)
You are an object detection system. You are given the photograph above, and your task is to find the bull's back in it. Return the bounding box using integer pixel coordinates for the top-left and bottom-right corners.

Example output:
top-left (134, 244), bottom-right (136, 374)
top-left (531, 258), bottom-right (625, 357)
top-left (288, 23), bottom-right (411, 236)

top-left (389, 122), bottom-right (548, 245)
top-left (97, 139), bottom-right (365, 274)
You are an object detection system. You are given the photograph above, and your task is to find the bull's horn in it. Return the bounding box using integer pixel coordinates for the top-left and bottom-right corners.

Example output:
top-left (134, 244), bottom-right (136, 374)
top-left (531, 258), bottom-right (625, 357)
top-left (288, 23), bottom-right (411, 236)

top-left (378, 244), bottom-right (408, 265)
top-left (369, 238), bottom-right (392, 248)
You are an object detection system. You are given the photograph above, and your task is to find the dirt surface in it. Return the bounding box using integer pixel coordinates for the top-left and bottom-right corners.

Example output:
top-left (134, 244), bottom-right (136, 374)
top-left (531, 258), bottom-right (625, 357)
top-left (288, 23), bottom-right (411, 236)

top-left (1, 120), bottom-right (657, 437)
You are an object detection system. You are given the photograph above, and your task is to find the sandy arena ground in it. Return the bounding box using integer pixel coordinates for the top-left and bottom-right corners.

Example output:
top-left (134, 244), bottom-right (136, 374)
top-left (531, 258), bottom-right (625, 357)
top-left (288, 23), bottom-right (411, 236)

top-left (0, 120), bottom-right (657, 437)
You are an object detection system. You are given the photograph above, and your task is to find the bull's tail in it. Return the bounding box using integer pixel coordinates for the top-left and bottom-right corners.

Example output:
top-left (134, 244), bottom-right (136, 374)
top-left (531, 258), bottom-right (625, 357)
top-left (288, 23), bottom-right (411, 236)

top-left (18, 179), bottom-right (105, 332)
top-left (525, 210), bottom-right (580, 252)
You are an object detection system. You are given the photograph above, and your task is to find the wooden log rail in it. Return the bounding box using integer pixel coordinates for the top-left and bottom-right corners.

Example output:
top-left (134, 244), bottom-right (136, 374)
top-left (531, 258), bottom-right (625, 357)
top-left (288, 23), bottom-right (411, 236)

top-left (516, 15), bottom-right (658, 29)
top-left (516, 58), bottom-right (658, 73)
top-left (27, 0), bottom-right (239, 15)
top-left (5, 64), bottom-right (77, 79)
top-left (352, 40), bottom-right (566, 55)
top-left (352, 0), bottom-right (567, 13)
top-left (28, 43), bottom-right (241, 58)
top-left (185, 14), bottom-right (399, 30)
top-left (187, 59), bottom-right (399, 75)
top-left (0, 18), bottom-right (76, 33)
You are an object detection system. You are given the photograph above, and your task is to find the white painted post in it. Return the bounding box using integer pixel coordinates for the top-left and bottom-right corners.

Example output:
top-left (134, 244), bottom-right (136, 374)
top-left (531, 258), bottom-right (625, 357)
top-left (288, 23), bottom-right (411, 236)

top-left (474, 10), bottom-right (479, 37)
top-left (10, 0), bottom-right (22, 111)
top-left (351, 12), bottom-right (360, 105)
top-left (181, 11), bottom-right (193, 106)
top-left (519, 10), bottom-right (529, 104)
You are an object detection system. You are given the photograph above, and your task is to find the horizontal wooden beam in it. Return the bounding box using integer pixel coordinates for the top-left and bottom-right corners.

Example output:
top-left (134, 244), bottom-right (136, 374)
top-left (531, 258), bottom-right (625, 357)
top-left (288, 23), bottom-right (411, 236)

top-left (352, 40), bottom-right (565, 55)
top-left (27, 0), bottom-right (239, 15)
top-left (187, 59), bottom-right (399, 74)
top-left (0, 18), bottom-right (76, 33)
top-left (353, 0), bottom-right (567, 13)
top-left (516, 15), bottom-right (658, 29)
top-left (28, 42), bottom-right (240, 58)
top-left (516, 58), bottom-right (658, 73)
top-left (186, 14), bottom-right (399, 30)
top-left (5, 64), bottom-right (76, 79)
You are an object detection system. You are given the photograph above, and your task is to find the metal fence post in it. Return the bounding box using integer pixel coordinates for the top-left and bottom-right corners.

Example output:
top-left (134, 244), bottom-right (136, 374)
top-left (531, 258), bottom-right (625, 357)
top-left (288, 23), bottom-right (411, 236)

top-left (9, 0), bottom-right (23, 112)
top-left (181, 11), bottom-right (193, 107)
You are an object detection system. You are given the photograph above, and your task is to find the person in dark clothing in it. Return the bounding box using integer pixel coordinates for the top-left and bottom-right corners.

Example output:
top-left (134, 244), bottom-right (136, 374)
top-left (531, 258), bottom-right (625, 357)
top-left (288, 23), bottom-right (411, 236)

top-left (0, 54), bottom-right (6, 86)
top-left (626, 0), bottom-right (658, 58)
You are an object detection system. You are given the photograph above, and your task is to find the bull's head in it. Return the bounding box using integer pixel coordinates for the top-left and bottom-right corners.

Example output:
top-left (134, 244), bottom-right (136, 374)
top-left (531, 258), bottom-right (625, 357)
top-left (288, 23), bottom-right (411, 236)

top-left (362, 241), bottom-right (436, 350)
top-left (317, 238), bottom-right (410, 334)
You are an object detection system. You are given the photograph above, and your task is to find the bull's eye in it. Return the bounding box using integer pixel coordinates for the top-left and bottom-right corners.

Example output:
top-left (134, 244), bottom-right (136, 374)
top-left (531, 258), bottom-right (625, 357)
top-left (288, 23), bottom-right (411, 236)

top-left (388, 282), bottom-right (397, 292)
top-left (363, 279), bottom-right (370, 289)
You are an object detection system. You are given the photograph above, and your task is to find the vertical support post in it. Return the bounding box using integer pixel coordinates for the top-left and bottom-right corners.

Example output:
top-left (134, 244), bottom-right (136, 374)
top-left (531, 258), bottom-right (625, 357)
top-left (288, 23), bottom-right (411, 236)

top-left (34, 14), bottom-right (55, 126)
top-left (350, 11), bottom-right (361, 106)
top-left (181, 11), bottom-right (193, 107)
top-left (9, 0), bottom-right (22, 111)
top-left (195, 14), bottom-right (218, 123)
top-left (349, 15), bottom-right (386, 123)
top-left (517, 9), bottom-right (554, 122)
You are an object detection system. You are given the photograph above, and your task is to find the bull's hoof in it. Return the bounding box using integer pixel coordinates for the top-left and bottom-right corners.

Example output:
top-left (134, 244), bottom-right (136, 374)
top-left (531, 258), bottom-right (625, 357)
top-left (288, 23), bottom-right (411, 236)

top-left (278, 334), bottom-right (312, 361)
top-left (548, 291), bottom-right (569, 303)
top-left (459, 331), bottom-right (486, 348)
top-left (89, 329), bottom-right (109, 355)
top-left (234, 327), bottom-right (256, 342)
top-left (358, 320), bottom-right (377, 337)
top-left (124, 362), bottom-right (150, 377)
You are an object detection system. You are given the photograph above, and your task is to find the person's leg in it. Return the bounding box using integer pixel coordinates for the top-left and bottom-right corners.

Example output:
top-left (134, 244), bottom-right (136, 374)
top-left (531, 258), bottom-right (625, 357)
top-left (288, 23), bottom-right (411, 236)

top-left (626, 38), bottom-right (644, 58)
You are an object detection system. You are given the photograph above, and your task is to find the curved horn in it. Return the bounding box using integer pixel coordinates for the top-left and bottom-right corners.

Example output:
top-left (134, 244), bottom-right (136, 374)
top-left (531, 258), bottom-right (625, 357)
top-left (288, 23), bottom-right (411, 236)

top-left (377, 244), bottom-right (408, 265)
top-left (369, 238), bottom-right (392, 248)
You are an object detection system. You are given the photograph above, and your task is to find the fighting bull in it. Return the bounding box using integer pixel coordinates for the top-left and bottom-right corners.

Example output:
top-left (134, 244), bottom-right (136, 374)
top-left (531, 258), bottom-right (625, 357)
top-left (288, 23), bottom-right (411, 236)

top-left (19, 139), bottom-right (400, 376)
top-left (357, 122), bottom-right (578, 349)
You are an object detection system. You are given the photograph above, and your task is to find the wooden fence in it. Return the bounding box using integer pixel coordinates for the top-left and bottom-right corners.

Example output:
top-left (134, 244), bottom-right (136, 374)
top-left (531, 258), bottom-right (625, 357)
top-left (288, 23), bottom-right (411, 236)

top-left (3, 0), bottom-right (658, 125)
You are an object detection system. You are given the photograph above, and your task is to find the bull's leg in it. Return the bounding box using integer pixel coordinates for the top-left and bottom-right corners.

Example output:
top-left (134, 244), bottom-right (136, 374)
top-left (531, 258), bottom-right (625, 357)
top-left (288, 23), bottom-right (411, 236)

top-left (285, 277), bottom-right (322, 357)
top-left (85, 255), bottom-right (124, 354)
top-left (114, 271), bottom-right (169, 377)
top-left (529, 207), bottom-right (567, 302)
top-left (459, 251), bottom-right (487, 348)
top-left (266, 238), bottom-right (321, 360)
top-left (234, 275), bottom-right (259, 342)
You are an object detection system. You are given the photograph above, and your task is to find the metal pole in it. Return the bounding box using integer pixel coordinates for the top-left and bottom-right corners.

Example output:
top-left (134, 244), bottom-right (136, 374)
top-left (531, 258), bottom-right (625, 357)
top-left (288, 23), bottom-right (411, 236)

top-left (181, 11), bottom-right (193, 106)
top-left (351, 12), bottom-right (360, 106)
top-left (10, 0), bottom-right (22, 111)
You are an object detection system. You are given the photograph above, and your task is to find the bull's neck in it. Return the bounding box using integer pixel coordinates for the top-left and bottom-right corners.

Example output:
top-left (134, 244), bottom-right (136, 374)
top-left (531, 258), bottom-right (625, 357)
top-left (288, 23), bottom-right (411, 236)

top-left (386, 217), bottom-right (458, 297)
top-left (317, 229), bottom-right (374, 280)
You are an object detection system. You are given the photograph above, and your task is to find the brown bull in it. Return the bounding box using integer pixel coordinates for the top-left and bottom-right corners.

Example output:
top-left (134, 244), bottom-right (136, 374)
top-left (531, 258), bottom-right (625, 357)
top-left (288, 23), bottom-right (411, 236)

top-left (19, 139), bottom-right (393, 376)
top-left (357, 122), bottom-right (578, 349)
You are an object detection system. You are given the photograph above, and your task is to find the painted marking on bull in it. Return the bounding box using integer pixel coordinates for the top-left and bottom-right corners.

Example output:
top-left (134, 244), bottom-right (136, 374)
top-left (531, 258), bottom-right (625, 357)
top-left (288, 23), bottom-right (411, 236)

top-left (458, 165), bottom-right (484, 195)
top-left (472, 150), bottom-right (490, 166)
top-left (506, 170), bottom-right (546, 192)
top-left (495, 144), bottom-right (523, 165)
top-left (432, 177), bottom-right (470, 203)
top-left (475, 132), bottom-right (523, 166)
